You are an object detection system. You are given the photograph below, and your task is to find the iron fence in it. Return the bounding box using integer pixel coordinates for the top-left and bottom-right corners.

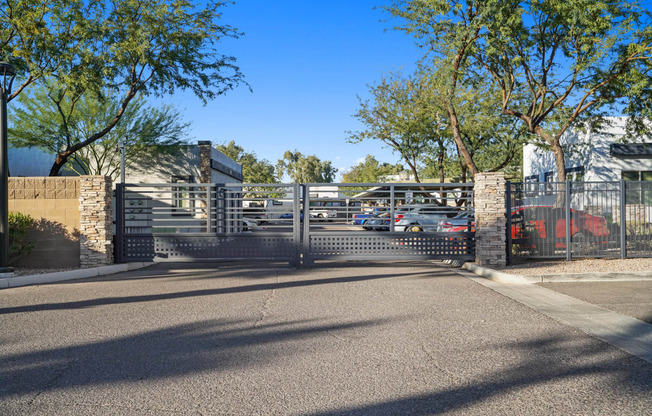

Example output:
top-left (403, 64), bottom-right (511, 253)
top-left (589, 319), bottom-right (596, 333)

top-left (507, 180), bottom-right (652, 263)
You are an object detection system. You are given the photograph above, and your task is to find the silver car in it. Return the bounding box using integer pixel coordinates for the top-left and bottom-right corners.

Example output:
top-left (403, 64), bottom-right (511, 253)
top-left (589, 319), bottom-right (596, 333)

top-left (394, 204), bottom-right (459, 232)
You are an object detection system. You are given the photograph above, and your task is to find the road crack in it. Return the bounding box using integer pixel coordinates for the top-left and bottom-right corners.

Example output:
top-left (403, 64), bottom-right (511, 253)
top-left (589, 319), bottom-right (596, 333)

top-left (255, 274), bottom-right (279, 327)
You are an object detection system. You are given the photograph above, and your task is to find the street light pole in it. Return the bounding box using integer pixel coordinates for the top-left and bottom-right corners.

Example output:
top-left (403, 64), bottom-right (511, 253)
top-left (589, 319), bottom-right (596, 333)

top-left (0, 62), bottom-right (15, 274)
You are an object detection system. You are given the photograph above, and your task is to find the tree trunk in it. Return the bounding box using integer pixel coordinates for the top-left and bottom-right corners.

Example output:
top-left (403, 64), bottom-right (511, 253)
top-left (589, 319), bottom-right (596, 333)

top-left (446, 103), bottom-right (479, 176)
top-left (49, 153), bottom-right (68, 176)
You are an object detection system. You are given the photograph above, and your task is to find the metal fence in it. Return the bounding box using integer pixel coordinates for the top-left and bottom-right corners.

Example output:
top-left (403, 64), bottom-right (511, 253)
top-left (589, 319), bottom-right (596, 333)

top-left (115, 182), bottom-right (475, 265)
top-left (507, 180), bottom-right (652, 263)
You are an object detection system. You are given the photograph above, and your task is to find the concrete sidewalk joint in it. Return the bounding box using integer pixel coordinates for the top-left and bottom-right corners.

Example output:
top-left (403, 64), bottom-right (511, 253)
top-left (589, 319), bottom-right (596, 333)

top-left (0, 262), bottom-right (154, 289)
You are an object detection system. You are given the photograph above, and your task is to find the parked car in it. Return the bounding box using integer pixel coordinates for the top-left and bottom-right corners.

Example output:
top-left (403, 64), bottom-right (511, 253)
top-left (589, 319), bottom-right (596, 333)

top-left (362, 212), bottom-right (391, 231)
top-left (279, 212), bottom-right (314, 221)
top-left (394, 204), bottom-right (460, 232)
top-left (310, 208), bottom-right (337, 220)
top-left (437, 211), bottom-right (474, 231)
top-left (352, 208), bottom-right (388, 225)
top-left (510, 205), bottom-right (610, 254)
top-left (443, 206), bottom-right (609, 242)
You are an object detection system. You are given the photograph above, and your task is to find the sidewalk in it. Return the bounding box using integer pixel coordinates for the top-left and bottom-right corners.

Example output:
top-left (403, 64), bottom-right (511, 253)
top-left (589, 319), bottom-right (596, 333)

top-left (0, 262), bottom-right (153, 289)
top-left (460, 262), bottom-right (652, 364)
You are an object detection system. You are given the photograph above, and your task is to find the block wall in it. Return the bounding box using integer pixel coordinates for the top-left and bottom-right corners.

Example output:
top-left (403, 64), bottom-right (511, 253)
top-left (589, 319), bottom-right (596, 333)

top-left (8, 177), bottom-right (81, 268)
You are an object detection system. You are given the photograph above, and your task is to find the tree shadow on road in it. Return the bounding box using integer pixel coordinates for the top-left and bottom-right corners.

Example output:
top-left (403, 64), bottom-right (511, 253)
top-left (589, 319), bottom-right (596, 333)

top-left (306, 335), bottom-right (652, 415)
top-left (0, 317), bottom-right (394, 401)
top-left (0, 270), bottom-right (436, 315)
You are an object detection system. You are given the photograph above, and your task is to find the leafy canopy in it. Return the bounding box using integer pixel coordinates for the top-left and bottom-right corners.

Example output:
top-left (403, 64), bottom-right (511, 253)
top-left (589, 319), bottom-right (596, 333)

top-left (1, 0), bottom-right (245, 175)
top-left (276, 150), bottom-right (337, 183)
top-left (215, 141), bottom-right (278, 184)
top-left (9, 87), bottom-right (190, 181)
top-left (341, 155), bottom-right (405, 183)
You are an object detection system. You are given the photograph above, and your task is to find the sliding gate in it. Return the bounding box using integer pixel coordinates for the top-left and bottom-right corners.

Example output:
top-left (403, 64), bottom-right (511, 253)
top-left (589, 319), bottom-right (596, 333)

top-left (115, 182), bottom-right (475, 265)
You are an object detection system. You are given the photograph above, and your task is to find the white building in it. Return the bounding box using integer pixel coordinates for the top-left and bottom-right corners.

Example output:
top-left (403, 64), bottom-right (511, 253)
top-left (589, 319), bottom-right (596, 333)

top-left (523, 117), bottom-right (652, 185)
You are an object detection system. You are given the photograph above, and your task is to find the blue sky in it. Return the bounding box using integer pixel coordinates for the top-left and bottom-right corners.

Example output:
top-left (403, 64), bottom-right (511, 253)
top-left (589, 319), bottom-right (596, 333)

top-left (165, 1), bottom-right (422, 178)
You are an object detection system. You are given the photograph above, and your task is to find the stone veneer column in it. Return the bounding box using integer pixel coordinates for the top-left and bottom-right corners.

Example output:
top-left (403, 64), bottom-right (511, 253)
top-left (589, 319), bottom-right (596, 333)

top-left (474, 172), bottom-right (507, 267)
top-left (198, 141), bottom-right (212, 183)
top-left (79, 176), bottom-right (113, 267)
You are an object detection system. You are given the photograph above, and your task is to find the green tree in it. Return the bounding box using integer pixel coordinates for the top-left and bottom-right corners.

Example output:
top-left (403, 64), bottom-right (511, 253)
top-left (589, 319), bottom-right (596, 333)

top-left (215, 141), bottom-right (278, 184)
top-left (276, 150), bottom-right (337, 183)
top-left (341, 155), bottom-right (405, 183)
top-left (386, 0), bottom-right (652, 181)
top-left (349, 72), bottom-right (446, 183)
top-left (351, 69), bottom-right (525, 182)
top-left (1, 0), bottom-right (245, 176)
top-left (10, 88), bottom-right (189, 181)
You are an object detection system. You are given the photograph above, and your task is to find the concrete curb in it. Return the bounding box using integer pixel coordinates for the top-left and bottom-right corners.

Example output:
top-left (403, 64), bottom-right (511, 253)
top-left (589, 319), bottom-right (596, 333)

top-left (462, 262), bottom-right (652, 284)
top-left (0, 262), bottom-right (154, 289)
top-left (462, 262), bottom-right (540, 284)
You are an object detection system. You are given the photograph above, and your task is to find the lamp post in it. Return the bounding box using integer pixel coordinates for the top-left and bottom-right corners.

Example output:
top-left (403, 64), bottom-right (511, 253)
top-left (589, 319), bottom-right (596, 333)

top-left (0, 62), bottom-right (15, 274)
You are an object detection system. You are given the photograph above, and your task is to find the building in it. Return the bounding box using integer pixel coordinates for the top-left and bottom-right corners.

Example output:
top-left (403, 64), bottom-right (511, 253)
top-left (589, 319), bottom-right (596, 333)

top-left (523, 117), bottom-right (652, 187)
top-left (9, 141), bottom-right (243, 185)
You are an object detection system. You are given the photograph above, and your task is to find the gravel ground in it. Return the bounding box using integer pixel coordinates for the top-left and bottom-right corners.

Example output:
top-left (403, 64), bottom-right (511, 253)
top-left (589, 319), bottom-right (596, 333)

top-left (496, 257), bottom-right (652, 276)
top-left (10, 267), bottom-right (83, 276)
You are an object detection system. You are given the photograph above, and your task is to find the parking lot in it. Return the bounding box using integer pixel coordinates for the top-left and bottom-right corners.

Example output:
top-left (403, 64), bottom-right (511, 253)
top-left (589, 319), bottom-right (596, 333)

top-left (1, 261), bottom-right (651, 415)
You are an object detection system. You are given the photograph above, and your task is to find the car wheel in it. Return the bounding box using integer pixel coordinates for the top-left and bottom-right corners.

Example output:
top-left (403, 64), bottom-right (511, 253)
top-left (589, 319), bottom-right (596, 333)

top-left (406, 224), bottom-right (423, 232)
top-left (572, 231), bottom-right (594, 255)
top-left (362, 220), bottom-right (371, 230)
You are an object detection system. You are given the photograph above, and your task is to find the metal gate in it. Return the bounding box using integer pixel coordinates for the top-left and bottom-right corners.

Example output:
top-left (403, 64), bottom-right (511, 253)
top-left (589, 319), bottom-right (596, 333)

top-left (115, 182), bottom-right (475, 265)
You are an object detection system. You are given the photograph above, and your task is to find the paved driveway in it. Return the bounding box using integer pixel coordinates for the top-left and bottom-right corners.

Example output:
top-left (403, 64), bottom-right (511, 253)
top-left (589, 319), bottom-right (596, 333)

top-left (1, 261), bottom-right (651, 415)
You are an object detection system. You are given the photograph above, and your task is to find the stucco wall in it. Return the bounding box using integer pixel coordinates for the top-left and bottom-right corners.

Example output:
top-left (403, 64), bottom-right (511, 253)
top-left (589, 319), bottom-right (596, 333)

top-left (523, 117), bottom-right (652, 182)
top-left (8, 177), bottom-right (81, 268)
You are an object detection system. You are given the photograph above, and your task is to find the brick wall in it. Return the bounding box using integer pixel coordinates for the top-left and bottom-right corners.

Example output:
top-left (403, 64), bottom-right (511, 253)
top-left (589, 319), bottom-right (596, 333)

top-left (8, 177), bottom-right (81, 267)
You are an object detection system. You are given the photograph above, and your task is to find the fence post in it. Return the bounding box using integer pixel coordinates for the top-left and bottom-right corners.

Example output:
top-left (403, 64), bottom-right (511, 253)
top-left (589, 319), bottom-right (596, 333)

top-left (302, 184), bottom-right (312, 266)
top-left (114, 183), bottom-right (124, 263)
top-left (506, 181), bottom-right (512, 266)
top-left (292, 183), bottom-right (301, 267)
top-left (565, 180), bottom-right (572, 261)
top-left (390, 185), bottom-right (395, 232)
top-left (620, 179), bottom-right (627, 259)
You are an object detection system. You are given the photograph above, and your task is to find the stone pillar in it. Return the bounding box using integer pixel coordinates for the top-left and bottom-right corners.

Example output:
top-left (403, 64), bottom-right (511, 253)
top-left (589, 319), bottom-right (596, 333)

top-left (474, 172), bottom-right (507, 267)
top-left (198, 141), bottom-right (212, 183)
top-left (79, 176), bottom-right (113, 267)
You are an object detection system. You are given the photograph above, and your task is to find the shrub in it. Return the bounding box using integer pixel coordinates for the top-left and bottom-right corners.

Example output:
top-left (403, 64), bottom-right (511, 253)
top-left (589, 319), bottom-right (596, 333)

top-left (8, 212), bottom-right (36, 263)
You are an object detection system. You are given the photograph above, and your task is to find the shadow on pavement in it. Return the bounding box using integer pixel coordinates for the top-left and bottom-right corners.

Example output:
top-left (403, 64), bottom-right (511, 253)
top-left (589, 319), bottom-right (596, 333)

top-left (0, 270), bottom-right (437, 315)
top-left (0, 318), bottom-right (393, 400)
top-left (308, 335), bottom-right (652, 415)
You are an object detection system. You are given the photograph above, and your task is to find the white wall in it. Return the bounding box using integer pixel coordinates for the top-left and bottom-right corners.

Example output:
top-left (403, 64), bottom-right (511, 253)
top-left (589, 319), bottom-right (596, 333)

top-left (523, 117), bottom-right (652, 182)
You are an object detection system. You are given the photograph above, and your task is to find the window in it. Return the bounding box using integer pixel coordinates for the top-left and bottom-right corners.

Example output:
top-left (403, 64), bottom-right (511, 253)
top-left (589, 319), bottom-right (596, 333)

top-left (171, 175), bottom-right (194, 216)
top-left (524, 174), bottom-right (539, 196)
top-left (623, 170), bottom-right (652, 204)
top-left (565, 166), bottom-right (584, 182)
top-left (544, 171), bottom-right (554, 193)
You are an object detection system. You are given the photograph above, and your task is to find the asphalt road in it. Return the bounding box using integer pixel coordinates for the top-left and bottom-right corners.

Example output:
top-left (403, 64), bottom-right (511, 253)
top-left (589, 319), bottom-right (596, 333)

top-left (1, 261), bottom-right (651, 415)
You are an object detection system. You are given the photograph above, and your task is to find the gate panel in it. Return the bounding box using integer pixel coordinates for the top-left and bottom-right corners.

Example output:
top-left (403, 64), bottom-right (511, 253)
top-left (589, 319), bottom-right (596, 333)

top-left (302, 183), bottom-right (474, 264)
top-left (115, 183), bottom-right (302, 264)
top-left (116, 182), bottom-right (475, 265)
